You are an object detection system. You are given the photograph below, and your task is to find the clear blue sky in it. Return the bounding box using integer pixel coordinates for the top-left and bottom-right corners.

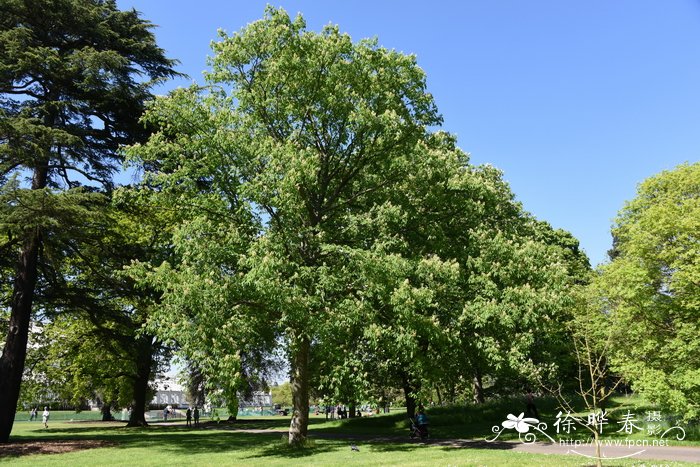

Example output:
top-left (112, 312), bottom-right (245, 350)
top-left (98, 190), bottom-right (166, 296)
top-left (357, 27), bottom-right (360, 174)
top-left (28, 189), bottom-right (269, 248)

top-left (117, 0), bottom-right (700, 267)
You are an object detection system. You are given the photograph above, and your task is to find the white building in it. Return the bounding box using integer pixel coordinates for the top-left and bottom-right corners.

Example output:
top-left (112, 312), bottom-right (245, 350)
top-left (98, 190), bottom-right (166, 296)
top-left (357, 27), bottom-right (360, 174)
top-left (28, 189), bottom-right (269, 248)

top-left (238, 391), bottom-right (272, 407)
top-left (152, 378), bottom-right (189, 407)
top-left (151, 379), bottom-right (271, 408)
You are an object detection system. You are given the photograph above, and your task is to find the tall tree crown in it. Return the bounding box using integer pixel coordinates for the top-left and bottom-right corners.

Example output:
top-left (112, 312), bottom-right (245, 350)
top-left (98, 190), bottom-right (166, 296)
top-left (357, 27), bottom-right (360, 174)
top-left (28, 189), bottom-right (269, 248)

top-left (203, 7), bottom-right (441, 230)
top-left (0, 0), bottom-right (179, 189)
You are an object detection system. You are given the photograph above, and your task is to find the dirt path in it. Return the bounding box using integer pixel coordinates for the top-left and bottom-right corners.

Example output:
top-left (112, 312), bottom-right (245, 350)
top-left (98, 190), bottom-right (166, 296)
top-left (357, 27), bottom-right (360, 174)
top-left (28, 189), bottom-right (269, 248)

top-left (0, 440), bottom-right (114, 458)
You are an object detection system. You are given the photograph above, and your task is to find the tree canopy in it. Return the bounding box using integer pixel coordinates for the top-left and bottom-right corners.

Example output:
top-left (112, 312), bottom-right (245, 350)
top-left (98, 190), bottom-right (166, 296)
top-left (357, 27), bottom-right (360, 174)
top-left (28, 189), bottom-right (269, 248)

top-left (597, 162), bottom-right (700, 420)
top-left (127, 7), bottom-right (589, 443)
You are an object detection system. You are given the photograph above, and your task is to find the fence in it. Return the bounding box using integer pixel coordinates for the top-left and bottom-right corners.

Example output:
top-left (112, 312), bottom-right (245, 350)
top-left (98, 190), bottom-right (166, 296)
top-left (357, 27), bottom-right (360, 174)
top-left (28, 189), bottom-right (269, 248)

top-left (14, 406), bottom-right (288, 423)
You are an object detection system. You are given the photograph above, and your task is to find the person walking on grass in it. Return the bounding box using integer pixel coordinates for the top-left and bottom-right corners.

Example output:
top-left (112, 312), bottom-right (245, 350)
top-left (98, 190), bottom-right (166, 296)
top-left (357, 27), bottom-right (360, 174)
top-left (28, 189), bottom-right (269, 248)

top-left (42, 407), bottom-right (50, 429)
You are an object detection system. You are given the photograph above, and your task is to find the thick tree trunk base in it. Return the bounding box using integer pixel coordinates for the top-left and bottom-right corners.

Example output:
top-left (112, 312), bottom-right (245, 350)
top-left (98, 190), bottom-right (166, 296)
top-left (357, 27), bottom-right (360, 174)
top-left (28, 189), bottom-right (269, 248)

top-left (349, 403), bottom-right (357, 418)
top-left (126, 420), bottom-right (149, 427)
top-left (127, 335), bottom-right (155, 429)
top-left (101, 404), bottom-right (114, 422)
top-left (288, 336), bottom-right (310, 445)
top-left (402, 375), bottom-right (418, 419)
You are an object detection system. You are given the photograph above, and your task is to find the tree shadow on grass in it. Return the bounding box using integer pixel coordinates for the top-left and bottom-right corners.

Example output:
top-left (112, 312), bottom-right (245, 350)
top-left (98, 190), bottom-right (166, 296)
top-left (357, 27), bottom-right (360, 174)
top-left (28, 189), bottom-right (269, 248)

top-left (241, 438), bottom-right (435, 460)
top-left (362, 442), bottom-right (425, 453)
top-left (434, 439), bottom-right (518, 451)
top-left (241, 437), bottom-right (517, 460)
top-left (241, 436), bottom-right (334, 460)
top-left (10, 425), bottom-right (282, 457)
top-left (223, 418), bottom-right (292, 430)
top-left (6, 423), bottom-right (523, 461)
top-left (115, 430), bottom-right (282, 455)
top-left (358, 438), bottom-right (519, 454)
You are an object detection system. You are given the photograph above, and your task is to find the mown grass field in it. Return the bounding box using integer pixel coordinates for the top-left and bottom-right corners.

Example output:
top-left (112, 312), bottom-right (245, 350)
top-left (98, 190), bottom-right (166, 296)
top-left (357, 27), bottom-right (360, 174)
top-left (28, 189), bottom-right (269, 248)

top-left (3, 396), bottom-right (698, 466)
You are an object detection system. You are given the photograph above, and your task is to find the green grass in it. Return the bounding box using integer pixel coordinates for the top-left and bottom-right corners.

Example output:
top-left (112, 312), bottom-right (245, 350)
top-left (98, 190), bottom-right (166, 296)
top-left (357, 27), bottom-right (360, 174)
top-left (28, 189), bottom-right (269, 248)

top-left (13, 411), bottom-right (106, 422)
top-left (4, 397), bottom-right (698, 466)
top-left (2, 420), bottom-right (696, 466)
top-left (19, 394), bottom-right (697, 442)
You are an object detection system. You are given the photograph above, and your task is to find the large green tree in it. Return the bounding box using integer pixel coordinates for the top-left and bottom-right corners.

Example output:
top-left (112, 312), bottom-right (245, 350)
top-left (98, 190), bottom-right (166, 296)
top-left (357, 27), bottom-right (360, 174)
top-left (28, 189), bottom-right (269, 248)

top-left (42, 198), bottom-right (171, 426)
top-left (0, 0), bottom-right (177, 441)
top-left (128, 7), bottom-right (440, 443)
top-left (210, 10), bottom-right (442, 443)
top-left (598, 162), bottom-right (700, 420)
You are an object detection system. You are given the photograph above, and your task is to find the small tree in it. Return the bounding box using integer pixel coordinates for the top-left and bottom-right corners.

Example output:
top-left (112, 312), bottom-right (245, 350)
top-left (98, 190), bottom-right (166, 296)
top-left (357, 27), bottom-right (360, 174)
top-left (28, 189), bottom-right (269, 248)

top-left (271, 382), bottom-right (293, 408)
top-left (540, 286), bottom-right (622, 467)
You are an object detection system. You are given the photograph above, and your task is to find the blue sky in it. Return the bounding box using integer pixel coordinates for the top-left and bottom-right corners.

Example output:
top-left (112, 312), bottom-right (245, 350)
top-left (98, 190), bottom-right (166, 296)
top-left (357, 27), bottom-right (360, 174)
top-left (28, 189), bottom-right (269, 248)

top-left (117, 0), bottom-right (700, 267)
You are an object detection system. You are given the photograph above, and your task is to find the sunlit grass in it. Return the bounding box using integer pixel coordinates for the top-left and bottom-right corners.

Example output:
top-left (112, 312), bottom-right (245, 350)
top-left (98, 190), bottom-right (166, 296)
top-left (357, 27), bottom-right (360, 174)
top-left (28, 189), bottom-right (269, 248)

top-left (4, 395), bottom-right (697, 465)
top-left (4, 420), bottom-right (695, 466)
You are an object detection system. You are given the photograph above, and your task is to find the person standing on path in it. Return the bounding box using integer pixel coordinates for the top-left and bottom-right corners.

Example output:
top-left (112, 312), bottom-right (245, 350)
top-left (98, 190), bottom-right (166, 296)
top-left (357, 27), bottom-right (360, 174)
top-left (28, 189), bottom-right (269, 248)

top-left (186, 408), bottom-right (192, 427)
top-left (42, 407), bottom-right (50, 429)
top-left (193, 406), bottom-right (200, 427)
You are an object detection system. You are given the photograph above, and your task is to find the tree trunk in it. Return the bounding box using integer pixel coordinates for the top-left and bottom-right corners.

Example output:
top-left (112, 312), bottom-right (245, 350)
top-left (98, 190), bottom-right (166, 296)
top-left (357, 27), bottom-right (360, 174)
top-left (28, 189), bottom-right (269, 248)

top-left (101, 402), bottom-right (114, 421)
top-left (349, 403), bottom-right (357, 418)
top-left (127, 336), bottom-right (154, 427)
top-left (473, 370), bottom-right (485, 404)
top-left (226, 393), bottom-right (239, 422)
top-left (0, 234), bottom-right (40, 442)
top-left (593, 430), bottom-right (602, 467)
top-left (187, 364), bottom-right (206, 408)
top-left (448, 382), bottom-right (456, 404)
top-left (288, 336), bottom-right (310, 445)
top-left (402, 373), bottom-right (418, 419)
top-left (0, 166), bottom-right (47, 443)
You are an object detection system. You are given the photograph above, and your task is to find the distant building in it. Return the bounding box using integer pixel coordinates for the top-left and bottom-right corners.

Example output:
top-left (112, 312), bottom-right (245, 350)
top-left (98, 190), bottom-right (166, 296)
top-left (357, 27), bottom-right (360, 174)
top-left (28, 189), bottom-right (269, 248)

top-left (87, 377), bottom-right (189, 410)
top-left (239, 391), bottom-right (272, 407)
top-left (89, 378), bottom-right (272, 410)
top-left (152, 379), bottom-right (189, 407)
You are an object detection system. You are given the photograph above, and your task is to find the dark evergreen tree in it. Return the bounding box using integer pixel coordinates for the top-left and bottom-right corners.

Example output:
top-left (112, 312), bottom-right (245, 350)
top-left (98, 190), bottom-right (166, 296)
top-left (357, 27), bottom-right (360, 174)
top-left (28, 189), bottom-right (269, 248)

top-left (0, 0), bottom-right (178, 441)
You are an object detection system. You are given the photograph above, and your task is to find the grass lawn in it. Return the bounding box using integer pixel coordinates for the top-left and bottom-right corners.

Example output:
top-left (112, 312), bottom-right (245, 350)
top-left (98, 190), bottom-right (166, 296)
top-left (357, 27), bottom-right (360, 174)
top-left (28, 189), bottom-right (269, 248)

top-left (2, 421), bottom-right (696, 466)
top-left (3, 396), bottom-right (697, 466)
top-left (304, 395), bottom-right (699, 445)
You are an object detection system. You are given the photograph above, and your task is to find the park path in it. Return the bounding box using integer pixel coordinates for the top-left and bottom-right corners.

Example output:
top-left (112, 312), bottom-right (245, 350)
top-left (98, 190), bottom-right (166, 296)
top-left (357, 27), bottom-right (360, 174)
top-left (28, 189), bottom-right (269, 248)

top-left (528, 441), bottom-right (700, 463)
top-left (176, 423), bottom-right (700, 464)
top-left (322, 433), bottom-right (700, 463)
top-left (446, 438), bottom-right (700, 464)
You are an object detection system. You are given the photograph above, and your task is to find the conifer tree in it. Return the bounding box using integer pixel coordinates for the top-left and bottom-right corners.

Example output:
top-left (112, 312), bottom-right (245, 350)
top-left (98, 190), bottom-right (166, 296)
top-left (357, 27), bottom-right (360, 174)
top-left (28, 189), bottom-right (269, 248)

top-left (0, 0), bottom-right (177, 441)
